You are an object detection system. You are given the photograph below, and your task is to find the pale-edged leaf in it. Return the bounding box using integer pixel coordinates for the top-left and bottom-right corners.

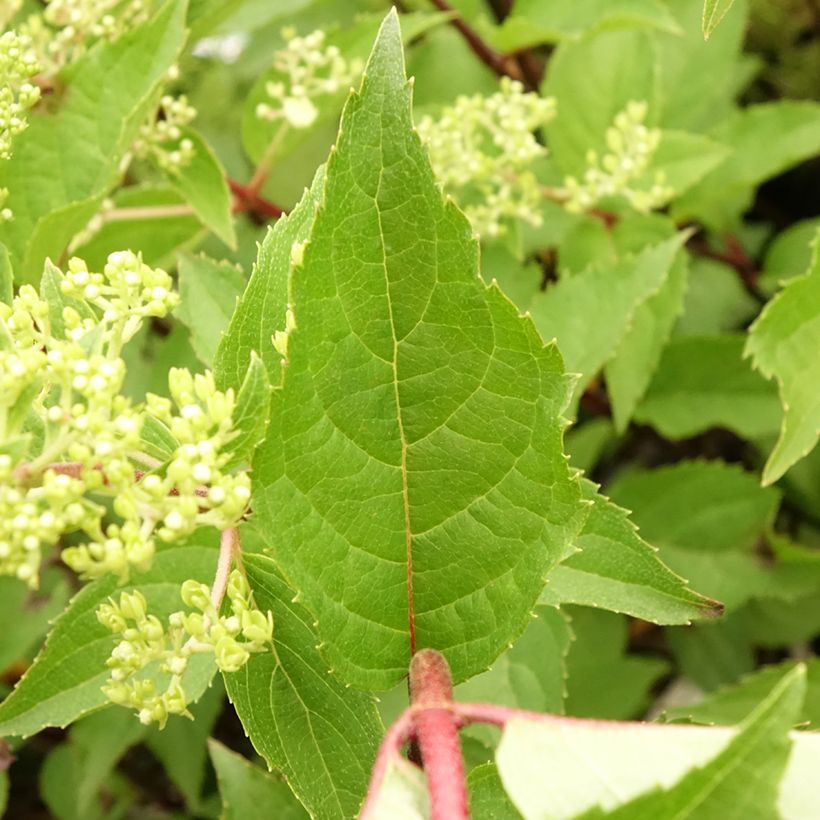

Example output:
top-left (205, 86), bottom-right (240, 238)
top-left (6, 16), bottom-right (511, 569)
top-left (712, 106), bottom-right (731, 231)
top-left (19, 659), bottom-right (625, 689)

top-left (544, 479), bottom-right (722, 624)
top-left (165, 127), bottom-right (236, 248)
top-left (529, 234), bottom-right (685, 409)
top-left (496, 665), bottom-right (809, 819)
top-left (0, 0), bottom-right (189, 282)
top-left (176, 252), bottom-right (246, 368)
top-left (745, 232), bottom-right (820, 484)
top-left (208, 739), bottom-right (308, 820)
top-left (635, 334), bottom-right (781, 439)
top-left (222, 554), bottom-right (382, 820)
top-left (248, 11), bottom-right (585, 689)
top-left (0, 547), bottom-right (218, 737)
top-left (703, 0), bottom-right (736, 39)
top-left (365, 756), bottom-right (430, 820)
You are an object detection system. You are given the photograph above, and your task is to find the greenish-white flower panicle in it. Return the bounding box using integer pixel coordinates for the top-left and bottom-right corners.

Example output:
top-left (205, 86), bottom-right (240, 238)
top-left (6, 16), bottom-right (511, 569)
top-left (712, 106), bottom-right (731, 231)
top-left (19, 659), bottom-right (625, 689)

top-left (133, 92), bottom-right (197, 174)
top-left (20, 0), bottom-right (151, 74)
top-left (255, 28), bottom-right (363, 130)
top-left (0, 251), bottom-right (252, 588)
top-left (416, 77), bottom-right (556, 238)
top-left (98, 570), bottom-right (273, 726)
top-left (561, 100), bottom-right (672, 214)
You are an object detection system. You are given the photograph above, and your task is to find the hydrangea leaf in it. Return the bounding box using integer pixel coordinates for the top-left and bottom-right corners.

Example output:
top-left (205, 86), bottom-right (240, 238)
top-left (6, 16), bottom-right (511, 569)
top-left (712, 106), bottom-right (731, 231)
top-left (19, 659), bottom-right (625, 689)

top-left (208, 739), bottom-right (309, 820)
top-left (0, 245), bottom-right (11, 305)
top-left (528, 234), bottom-right (685, 410)
top-left (175, 252), bottom-right (246, 368)
top-left (222, 352), bottom-right (272, 470)
top-left (745, 232), bottom-right (820, 484)
top-left (221, 554), bottom-right (382, 820)
top-left (635, 334), bottom-right (781, 440)
top-left (467, 763), bottom-right (522, 820)
top-left (702, 0), bottom-right (737, 39)
top-left (165, 127), bottom-right (237, 248)
top-left (496, 664), bottom-right (809, 819)
top-left (0, 0), bottom-right (189, 282)
top-left (0, 547), bottom-right (218, 738)
top-left (544, 478), bottom-right (722, 624)
top-left (248, 11), bottom-right (585, 690)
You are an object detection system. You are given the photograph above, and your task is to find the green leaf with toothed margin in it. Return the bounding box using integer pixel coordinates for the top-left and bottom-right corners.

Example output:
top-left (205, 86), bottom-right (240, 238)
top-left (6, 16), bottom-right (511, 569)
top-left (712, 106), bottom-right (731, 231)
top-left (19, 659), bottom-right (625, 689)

top-left (222, 352), bottom-right (271, 470)
top-left (543, 478), bottom-right (722, 624)
top-left (0, 0), bottom-right (189, 283)
top-left (745, 231), bottom-right (820, 485)
top-left (0, 547), bottom-right (218, 738)
top-left (221, 554), bottom-right (381, 820)
top-left (246, 10), bottom-right (586, 691)
top-left (702, 0), bottom-right (736, 39)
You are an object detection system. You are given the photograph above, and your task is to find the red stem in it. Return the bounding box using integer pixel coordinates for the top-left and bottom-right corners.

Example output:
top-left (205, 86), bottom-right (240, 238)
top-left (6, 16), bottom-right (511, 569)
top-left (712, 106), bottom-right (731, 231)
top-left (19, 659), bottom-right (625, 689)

top-left (409, 650), bottom-right (468, 820)
top-left (228, 178), bottom-right (286, 221)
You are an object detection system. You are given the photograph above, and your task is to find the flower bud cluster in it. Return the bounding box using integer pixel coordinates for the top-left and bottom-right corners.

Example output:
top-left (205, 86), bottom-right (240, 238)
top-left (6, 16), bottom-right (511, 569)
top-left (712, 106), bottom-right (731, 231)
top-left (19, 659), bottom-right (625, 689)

top-left (98, 571), bottom-right (273, 726)
top-left (20, 0), bottom-right (150, 74)
top-left (255, 28), bottom-right (362, 130)
top-left (417, 77), bottom-right (556, 237)
top-left (0, 30), bottom-right (40, 161)
top-left (133, 93), bottom-right (197, 174)
top-left (561, 101), bottom-right (673, 214)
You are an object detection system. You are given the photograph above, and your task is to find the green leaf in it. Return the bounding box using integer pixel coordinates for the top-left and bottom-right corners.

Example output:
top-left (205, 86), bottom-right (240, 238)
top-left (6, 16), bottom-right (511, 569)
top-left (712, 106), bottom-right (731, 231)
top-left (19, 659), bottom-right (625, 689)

top-left (455, 606), bottom-right (571, 732)
top-left (176, 252), bottom-right (246, 368)
top-left (666, 659), bottom-right (820, 729)
top-left (562, 607), bottom-right (668, 719)
top-left (0, 244), bottom-right (11, 304)
top-left (0, 0), bottom-right (189, 282)
top-left (222, 554), bottom-right (382, 820)
top-left (495, 665), bottom-right (808, 819)
top-left (364, 756), bottom-right (430, 820)
top-left (223, 351), bottom-right (272, 469)
top-left (492, 0), bottom-right (680, 51)
top-left (529, 234), bottom-right (686, 409)
top-left (72, 186), bottom-right (203, 272)
top-left (674, 102), bottom-right (820, 229)
top-left (39, 707), bottom-right (146, 820)
top-left (467, 763), bottom-right (522, 820)
top-left (39, 259), bottom-right (96, 340)
top-left (166, 127), bottom-right (236, 248)
top-left (703, 0), bottom-right (736, 39)
top-left (214, 166), bottom-right (325, 393)
top-left (544, 479), bottom-right (722, 624)
top-left (635, 334), bottom-right (782, 439)
top-left (209, 739), bottom-right (309, 820)
top-left (564, 418), bottom-right (617, 475)
top-left (604, 249), bottom-right (689, 431)
top-left (0, 547), bottom-right (218, 738)
top-left (542, 28), bottom-right (660, 177)
top-left (760, 217), bottom-right (820, 293)
top-left (248, 11), bottom-right (585, 689)
top-left (652, 130), bottom-right (731, 197)
top-left (145, 680), bottom-right (225, 812)
top-left (745, 232), bottom-right (820, 484)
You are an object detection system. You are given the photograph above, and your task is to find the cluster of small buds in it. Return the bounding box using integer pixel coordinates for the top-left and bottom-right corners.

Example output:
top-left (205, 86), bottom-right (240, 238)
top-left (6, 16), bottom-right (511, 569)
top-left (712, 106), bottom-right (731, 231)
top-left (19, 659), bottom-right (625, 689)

top-left (417, 77), bottom-right (556, 237)
top-left (561, 101), bottom-right (673, 214)
top-left (0, 30), bottom-right (41, 161)
top-left (255, 28), bottom-right (362, 130)
top-left (133, 369), bottom-right (252, 543)
top-left (98, 571), bottom-right (273, 726)
top-left (133, 93), bottom-right (197, 174)
top-left (20, 0), bottom-right (150, 74)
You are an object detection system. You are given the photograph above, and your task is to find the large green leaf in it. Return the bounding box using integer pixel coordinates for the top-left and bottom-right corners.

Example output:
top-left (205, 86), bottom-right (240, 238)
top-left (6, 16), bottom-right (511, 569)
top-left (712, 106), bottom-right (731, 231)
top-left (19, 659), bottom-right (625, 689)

top-left (0, 0), bottom-right (189, 282)
top-left (745, 232), bottom-right (820, 484)
top-left (496, 665), bottom-right (812, 819)
top-left (702, 0), bottom-right (737, 39)
top-left (246, 11), bottom-right (585, 689)
top-left (0, 547), bottom-right (218, 738)
top-left (222, 554), bottom-right (382, 820)
top-left (544, 479), bottom-right (722, 624)
top-left (208, 739), bottom-right (308, 820)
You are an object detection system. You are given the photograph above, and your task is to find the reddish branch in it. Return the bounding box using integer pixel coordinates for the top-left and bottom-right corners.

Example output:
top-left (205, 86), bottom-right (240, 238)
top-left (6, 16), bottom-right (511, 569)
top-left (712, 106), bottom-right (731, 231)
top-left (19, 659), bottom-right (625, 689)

top-left (428, 0), bottom-right (529, 87)
top-left (228, 178), bottom-right (286, 222)
top-left (686, 232), bottom-right (766, 302)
